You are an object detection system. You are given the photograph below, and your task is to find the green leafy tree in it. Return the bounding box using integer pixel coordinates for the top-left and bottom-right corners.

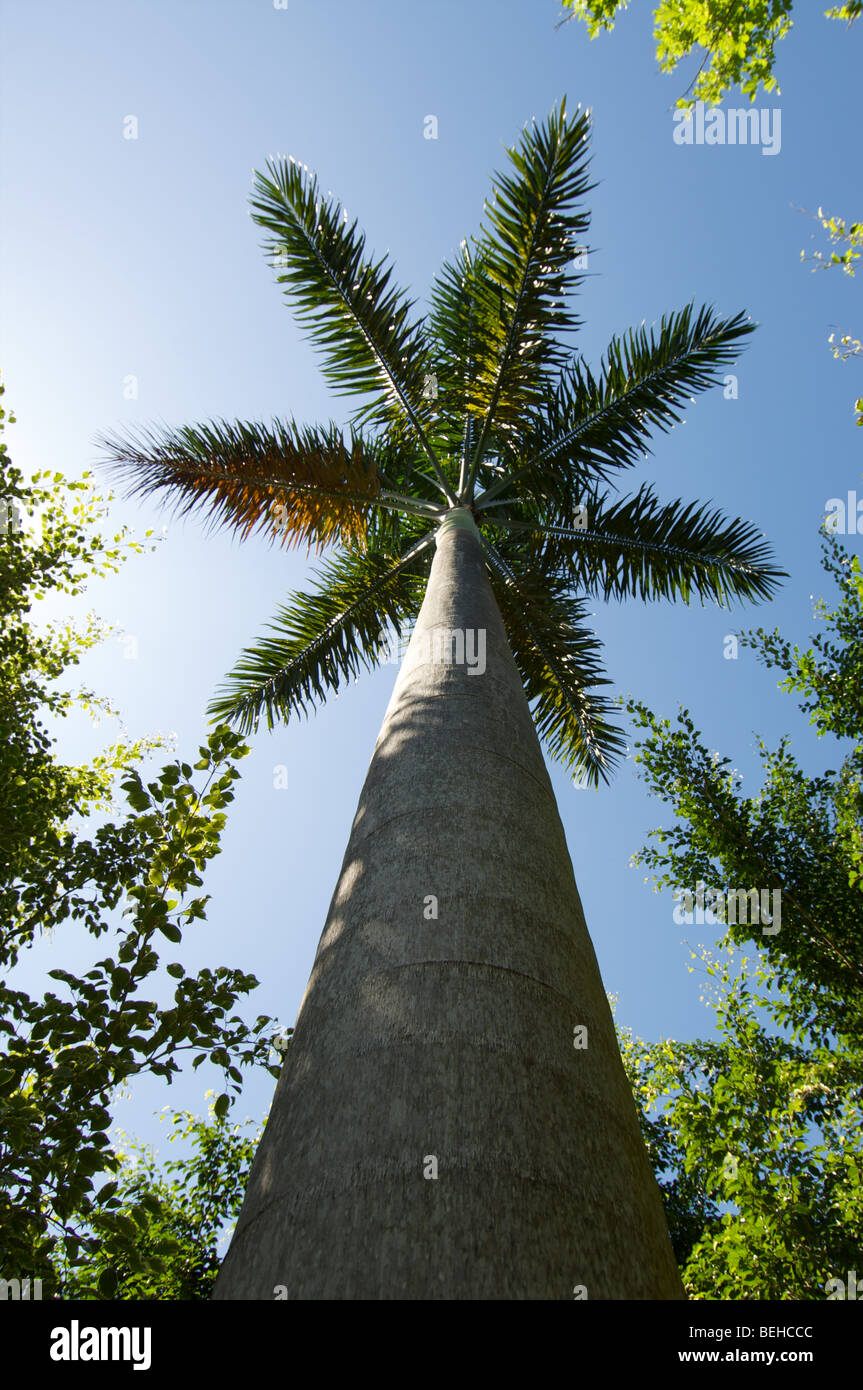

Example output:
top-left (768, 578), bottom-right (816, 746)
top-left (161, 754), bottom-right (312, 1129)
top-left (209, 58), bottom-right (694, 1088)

top-left (627, 530), bottom-right (863, 1048)
top-left (101, 101), bottom-right (782, 1299)
top-left (620, 948), bottom-right (863, 1299)
top-left (55, 1098), bottom-right (263, 1300)
top-left (0, 385), bottom-right (280, 1296)
top-left (559, 1), bottom-right (861, 108)
top-left (621, 530), bottom-right (863, 1296)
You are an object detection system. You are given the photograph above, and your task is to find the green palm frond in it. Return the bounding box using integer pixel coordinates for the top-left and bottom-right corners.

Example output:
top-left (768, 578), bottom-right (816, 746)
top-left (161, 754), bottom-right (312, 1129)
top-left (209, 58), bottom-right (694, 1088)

top-left (484, 540), bottom-right (625, 785)
top-left (207, 531), bottom-right (435, 732)
top-left (428, 242), bottom-right (497, 467)
top-left (476, 305), bottom-right (754, 507)
top-left (484, 484), bottom-right (787, 606)
top-left (462, 99), bottom-right (594, 486)
top-left (250, 158), bottom-right (456, 504)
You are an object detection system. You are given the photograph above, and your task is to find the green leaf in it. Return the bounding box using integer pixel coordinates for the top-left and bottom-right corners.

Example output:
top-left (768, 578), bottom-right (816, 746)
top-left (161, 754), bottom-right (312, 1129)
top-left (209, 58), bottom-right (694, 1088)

top-left (249, 155), bottom-right (448, 495)
top-left (208, 532), bottom-right (434, 732)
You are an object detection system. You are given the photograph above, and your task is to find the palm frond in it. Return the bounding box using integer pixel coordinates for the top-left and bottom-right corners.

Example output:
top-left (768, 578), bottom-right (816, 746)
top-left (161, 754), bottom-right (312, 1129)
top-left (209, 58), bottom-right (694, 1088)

top-left (483, 540), bottom-right (625, 785)
top-left (97, 418), bottom-right (397, 552)
top-left (207, 532), bottom-right (435, 732)
top-left (484, 484), bottom-right (786, 606)
top-left (250, 158), bottom-right (457, 503)
top-left (429, 243), bottom-right (506, 437)
top-left (475, 304), bottom-right (755, 507)
top-left (459, 99), bottom-right (594, 487)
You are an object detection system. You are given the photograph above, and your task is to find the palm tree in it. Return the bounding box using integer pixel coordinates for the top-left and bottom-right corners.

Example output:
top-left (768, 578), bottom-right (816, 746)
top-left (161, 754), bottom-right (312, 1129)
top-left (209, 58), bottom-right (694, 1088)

top-left (101, 100), bottom-right (783, 1300)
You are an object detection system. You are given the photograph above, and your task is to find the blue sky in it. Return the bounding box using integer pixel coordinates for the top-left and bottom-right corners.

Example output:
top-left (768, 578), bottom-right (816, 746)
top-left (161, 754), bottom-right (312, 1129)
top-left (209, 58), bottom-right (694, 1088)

top-left (1, 0), bottom-right (861, 1158)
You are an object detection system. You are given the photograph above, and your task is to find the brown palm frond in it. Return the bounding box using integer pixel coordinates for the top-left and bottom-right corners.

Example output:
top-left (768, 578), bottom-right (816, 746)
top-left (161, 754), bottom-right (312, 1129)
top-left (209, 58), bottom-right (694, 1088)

top-left (97, 418), bottom-right (384, 553)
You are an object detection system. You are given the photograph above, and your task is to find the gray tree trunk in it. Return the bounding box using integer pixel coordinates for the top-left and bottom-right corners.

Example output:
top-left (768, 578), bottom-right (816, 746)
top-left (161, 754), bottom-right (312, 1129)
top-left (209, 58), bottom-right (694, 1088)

top-left (214, 510), bottom-right (684, 1300)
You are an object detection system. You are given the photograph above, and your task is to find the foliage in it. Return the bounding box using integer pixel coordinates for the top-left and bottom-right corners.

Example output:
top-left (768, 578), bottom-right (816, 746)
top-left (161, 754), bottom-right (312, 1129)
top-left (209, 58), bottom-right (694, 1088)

top-left (54, 1099), bottom-right (262, 1300)
top-left (802, 209), bottom-right (863, 279)
top-left (800, 208), bottom-right (863, 424)
top-left (559, 1), bottom-right (860, 108)
top-left (100, 101), bottom-right (782, 788)
top-left (621, 529), bottom-right (863, 1295)
top-left (626, 531), bottom-right (863, 1049)
top-left (620, 948), bottom-right (863, 1299)
top-left (0, 386), bottom-right (280, 1295)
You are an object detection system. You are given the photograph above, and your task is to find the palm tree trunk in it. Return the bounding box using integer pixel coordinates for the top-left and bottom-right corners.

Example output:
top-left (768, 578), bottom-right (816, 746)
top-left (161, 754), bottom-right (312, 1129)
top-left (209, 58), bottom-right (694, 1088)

top-left (214, 510), bottom-right (684, 1300)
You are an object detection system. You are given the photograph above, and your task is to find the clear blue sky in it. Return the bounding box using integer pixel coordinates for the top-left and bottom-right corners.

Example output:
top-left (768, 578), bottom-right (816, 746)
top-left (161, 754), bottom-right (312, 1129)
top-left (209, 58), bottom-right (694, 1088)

top-left (1, 0), bottom-right (861, 1158)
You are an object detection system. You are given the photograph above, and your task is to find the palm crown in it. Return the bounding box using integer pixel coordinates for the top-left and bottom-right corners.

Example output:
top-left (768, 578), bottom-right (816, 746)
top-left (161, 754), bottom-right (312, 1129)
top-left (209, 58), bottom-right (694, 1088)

top-left (100, 99), bottom-right (784, 786)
